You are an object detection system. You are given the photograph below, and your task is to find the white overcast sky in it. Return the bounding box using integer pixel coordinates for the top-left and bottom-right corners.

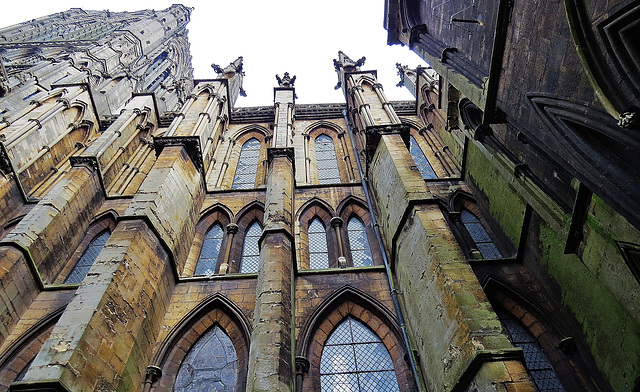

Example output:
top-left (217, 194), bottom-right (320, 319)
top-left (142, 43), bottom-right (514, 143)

top-left (1, 1), bottom-right (427, 107)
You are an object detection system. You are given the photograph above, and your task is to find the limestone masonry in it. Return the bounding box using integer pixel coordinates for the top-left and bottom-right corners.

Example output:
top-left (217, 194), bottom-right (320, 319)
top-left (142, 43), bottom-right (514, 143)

top-left (0, 3), bottom-right (637, 391)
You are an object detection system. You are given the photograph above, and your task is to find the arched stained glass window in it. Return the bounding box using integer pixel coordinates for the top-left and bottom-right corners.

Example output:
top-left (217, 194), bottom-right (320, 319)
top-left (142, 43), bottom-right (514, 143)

top-left (239, 222), bottom-right (261, 273)
top-left (496, 308), bottom-right (566, 392)
top-left (174, 325), bottom-right (238, 392)
top-left (409, 136), bottom-right (437, 179)
top-left (65, 230), bottom-right (110, 284)
top-left (195, 224), bottom-right (224, 276)
top-left (347, 218), bottom-right (373, 267)
top-left (320, 317), bottom-right (400, 392)
top-left (315, 135), bottom-right (341, 184)
top-left (232, 138), bottom-right (261, 190)
top-left (461, 210), bottom-right (501, 259)
top-left (308, 218), bottom-right (329, 269)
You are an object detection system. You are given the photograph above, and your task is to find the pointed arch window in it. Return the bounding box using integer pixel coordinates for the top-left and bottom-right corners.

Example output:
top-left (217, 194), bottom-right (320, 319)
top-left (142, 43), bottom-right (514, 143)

top-left (461, 210), bottom-right (501, 259)
top-left (409, 135), bottom-right (437, 179)
top-left (320, 317), bottom-right (400, 392)
top-left (315, 134), bottom-right (341, 184)
top-left (232, 138), bottom-right (261, 190)
top-left (239, 222), bottom-right (261, 273)
top-left (496, 308), bottom-right (566, 392)
top-left (308, 218), bottom-right (329, 269)
top-left (347, 218), bottom-right (373, 267)
top-left (174, 325), bottom-right (238, 391)
top-left (195, 224), bottom-right (224, 276)
top-left (64, 230), bottom-right (110, 284)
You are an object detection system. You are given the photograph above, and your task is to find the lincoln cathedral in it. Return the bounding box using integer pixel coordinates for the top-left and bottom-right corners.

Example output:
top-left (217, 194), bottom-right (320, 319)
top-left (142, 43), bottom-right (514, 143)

top-left (0, 2), bottom-right (637, 391)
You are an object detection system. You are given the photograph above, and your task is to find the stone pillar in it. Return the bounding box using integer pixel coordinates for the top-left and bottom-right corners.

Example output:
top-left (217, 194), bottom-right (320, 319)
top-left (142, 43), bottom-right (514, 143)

top-left (245, 78), bottom-right (296, 391)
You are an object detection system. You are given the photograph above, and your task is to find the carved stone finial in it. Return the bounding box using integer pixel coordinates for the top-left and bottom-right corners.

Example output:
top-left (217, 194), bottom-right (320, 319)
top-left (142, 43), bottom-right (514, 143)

top-left (276, 72), bottom-right (296, 87)
top-left (336, 51), bottom-right (366, 71)
top-left (212, 56), bottom-right (245, 78)
top-left (618, 106), bottom-right (640, 130)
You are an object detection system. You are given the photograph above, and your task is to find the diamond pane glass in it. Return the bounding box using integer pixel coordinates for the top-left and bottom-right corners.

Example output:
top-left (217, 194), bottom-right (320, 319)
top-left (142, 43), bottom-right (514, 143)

top-left (240, 222), bottom-right (261, 273)
top-left (347, 218), bottom-right (373, 267)
top-left (174, 325), bottom-right (238, 392)
top-left (461, 210), bottom-right (502, 259)
top-left (308, 218), bottom-right (329, 269)
top-left (195, 224), bottom-right (224, 276)
top-left (316, 135), bottom-right (341, 184)
top-left (497, 309), bottom-right (566, 392)
top-left (409, 136), bottom-right (437, 179)
top-left (232, 138), bottom-right (261, 189)
top-left (320, 317), bottom-right (399, 392)
top-left (65, 230), bottom-right (110, 284)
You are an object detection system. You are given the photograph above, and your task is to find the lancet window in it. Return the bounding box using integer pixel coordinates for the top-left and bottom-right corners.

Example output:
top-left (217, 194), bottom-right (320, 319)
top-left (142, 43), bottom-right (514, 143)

top-left (409, 135), bottom-right (437, 179)
top-left (232, 138), bottom-right (261, 189)
top-left (308, 218), bottom-right (329, 269)
top-left (194, 223), bottom-right (224, 276)
top-left (239, 221), bottom-right (261, 273)
top-left (64, 230), bottom-right (110, 284)
top-left (347, 218), bottom-right (373, 267)
top-left (320, 317), bottom-right (400, 391)
top-left (461, 209), bottom-right (501, 259)
top-left (315, 134), bottom-right (341, 184)
top-left (174, 325), bottom-right (238, 391)
top-left (496, 308), bottom-right (566, 392)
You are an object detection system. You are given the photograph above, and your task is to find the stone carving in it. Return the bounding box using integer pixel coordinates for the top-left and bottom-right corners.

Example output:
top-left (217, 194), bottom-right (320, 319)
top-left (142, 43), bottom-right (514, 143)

top-left (276, 72), bottom-right (296, 88)
top-left (618, 107), bottom-right (640, 130)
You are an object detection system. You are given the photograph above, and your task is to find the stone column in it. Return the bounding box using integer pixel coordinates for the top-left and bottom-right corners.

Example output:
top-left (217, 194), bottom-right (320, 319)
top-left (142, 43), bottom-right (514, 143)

top-left (245, 79), bottom-right (296, 391)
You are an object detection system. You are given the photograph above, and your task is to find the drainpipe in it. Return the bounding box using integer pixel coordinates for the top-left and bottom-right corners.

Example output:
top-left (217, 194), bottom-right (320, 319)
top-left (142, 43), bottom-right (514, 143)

top-left (343, 110), bottom-right (423, 391)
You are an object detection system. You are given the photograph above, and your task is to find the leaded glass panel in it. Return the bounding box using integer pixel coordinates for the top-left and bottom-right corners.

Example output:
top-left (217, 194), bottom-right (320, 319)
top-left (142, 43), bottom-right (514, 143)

top-left (461, 210), bottom-right (502, 259)
top-left (497, 309), bottom-right (566, 392)
top-left (232, 138), bottom-right (261, 190)
top-left (174, 325), bottom-right (238, 392)
top-left (65, 230), bottom-right (110, 284)
top-left (409, 136), bottom-right (437, 179)
top-left (315, 135), bottom-right (341, 184)
top-left (240, 222), bottom-right (261, 273)
top-left (347, 218), bottom-right (373, 267)
top-left (309, 218), bottom-right (329, 269)
top-left (320, 317), bottom-right (400, 392)
top-left (195, 224), bottom-right (224, 276)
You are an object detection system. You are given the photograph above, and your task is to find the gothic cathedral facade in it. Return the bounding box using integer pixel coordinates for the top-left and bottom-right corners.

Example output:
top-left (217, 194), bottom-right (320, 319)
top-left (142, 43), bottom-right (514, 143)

top-left (0, 3), bottom-right (636, 392)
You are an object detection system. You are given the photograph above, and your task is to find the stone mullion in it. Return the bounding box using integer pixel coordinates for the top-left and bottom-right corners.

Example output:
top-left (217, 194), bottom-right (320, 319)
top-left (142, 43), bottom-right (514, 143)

top-left (330, 217), bottom-right (346, 267)
top-left (220, 223), bottom-right (238, 274)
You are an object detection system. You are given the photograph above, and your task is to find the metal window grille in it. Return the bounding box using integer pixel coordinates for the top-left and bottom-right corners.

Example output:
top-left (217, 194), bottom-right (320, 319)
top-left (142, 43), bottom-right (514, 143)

top-left (347, 218), bottom-right (373, 267)
top-left (64, 230), bottom-right (110, 284)
top-left (496, 309), bottom-right (566, 392)
top-left (232, 138), bottom-right (261, 189)
top-left (315, 135), bottom-right (341, 184)
top-left (409, 136), bottom-right (438, 179)
top-left (240, 222), bottom-right (261, 273)
top-left (320, 317), bottom-right (400, 392)
top-left (308, 218), bottom-right (329, 269)
top-left (195, 224), bottom-right (224, 276)
top-left (174, 325), bottom-right (238, 391)
top-left (461, 210), bottom-right (502, 259)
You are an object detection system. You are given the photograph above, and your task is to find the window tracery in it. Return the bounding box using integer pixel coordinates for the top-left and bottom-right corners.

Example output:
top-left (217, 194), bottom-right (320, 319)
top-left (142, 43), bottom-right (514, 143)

top-left (174, 325), bottom-right (238, 392)
top-left (320, 317), bottom-right (400, 392)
